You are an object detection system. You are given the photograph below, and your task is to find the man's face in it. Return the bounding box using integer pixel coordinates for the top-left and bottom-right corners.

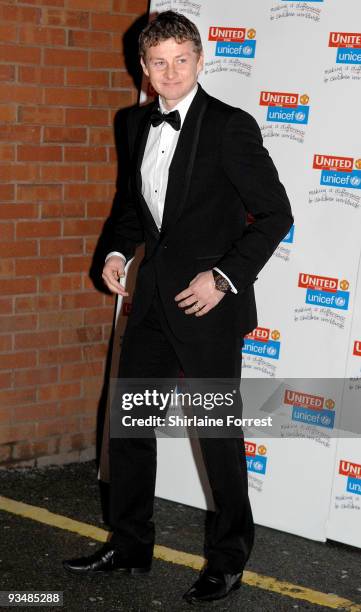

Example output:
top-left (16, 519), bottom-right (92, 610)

top-left (140, 38), bottom-right (204, 109)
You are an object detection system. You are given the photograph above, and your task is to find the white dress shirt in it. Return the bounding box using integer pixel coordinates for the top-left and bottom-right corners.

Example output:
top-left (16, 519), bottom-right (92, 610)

top-left (106, 84), bottom-right (237, 293)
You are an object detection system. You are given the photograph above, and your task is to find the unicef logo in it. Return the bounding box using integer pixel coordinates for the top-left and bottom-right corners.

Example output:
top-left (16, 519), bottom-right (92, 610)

top-left (350, 175), bottom-right (361, 187)
top-left (242, 45), bottom-right (253, 56)
top-left (335, 296), bottom-right (346, 307)
top-left (320, 416), bottom-right (331, 426)
top-left (266, 346), bottom-right (277, 357)
top-left (295, 111), bottom-right (305, 122)
top-left (253, 461), bottom-right (263, 472)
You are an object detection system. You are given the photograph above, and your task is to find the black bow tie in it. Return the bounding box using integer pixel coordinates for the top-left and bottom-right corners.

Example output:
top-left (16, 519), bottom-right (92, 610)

top-left (150, 108), bottom-right (181, 131)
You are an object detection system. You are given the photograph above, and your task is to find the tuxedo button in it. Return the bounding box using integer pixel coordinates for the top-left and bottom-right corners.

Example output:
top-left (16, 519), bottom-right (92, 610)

top-left (163, 244), bottom-right (168, 249)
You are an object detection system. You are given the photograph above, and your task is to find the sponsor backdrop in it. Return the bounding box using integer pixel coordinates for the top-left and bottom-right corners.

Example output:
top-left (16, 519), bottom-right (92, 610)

top-left (106, 0), bottom-right (361, 547)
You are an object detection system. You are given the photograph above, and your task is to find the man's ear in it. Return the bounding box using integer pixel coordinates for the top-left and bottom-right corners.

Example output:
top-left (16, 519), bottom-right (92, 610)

top-left (140, 56), bottom-right (149, 77)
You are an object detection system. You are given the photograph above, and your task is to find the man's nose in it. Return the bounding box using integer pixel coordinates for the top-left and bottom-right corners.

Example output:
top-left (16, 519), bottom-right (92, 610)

top-left (165, 63), bottom-right (177, 79)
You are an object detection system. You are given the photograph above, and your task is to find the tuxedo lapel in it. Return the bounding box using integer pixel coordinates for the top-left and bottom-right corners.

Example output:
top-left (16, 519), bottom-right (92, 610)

top-left (133, 101), bottom-right (159, 236)
top-left (160, 86), bottom-right (209, 239)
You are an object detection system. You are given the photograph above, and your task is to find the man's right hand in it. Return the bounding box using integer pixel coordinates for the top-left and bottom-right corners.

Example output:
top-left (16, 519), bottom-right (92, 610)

top-left (102, 256), bottom-right (129, 296)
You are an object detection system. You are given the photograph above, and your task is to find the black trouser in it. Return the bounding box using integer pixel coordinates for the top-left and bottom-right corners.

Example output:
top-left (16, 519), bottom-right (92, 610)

top-left (108, 287), bottom-right (254, 573)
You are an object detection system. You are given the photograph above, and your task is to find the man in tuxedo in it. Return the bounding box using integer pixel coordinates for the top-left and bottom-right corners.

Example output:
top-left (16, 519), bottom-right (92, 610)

top-left (63, 10), bottom-right (293, 604)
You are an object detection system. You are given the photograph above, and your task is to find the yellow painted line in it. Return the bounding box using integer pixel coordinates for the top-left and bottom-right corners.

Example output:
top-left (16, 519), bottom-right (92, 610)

top-left (0, 495), bottom-right (360, 611)
top-left (0, 495), bottom-right (109, 543)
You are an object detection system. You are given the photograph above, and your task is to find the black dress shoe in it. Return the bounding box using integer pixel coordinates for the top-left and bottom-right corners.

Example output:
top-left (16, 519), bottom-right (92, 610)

top-left (62, 545), bottom-right (152, 576)
top-left (183, 567), bottom-right (243, 604)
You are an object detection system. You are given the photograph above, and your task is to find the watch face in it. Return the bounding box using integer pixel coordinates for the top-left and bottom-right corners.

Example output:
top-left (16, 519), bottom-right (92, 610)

top-left (212, 270), bottom-right (230, 292)
top-left (215, 275), bottom-right (230, 292)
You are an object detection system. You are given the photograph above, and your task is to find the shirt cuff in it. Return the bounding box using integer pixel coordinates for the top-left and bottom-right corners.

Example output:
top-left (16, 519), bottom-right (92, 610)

top-left (105, 251), bottom-right (126, 264)
top-left (213, 267), bottom-right (238, 294)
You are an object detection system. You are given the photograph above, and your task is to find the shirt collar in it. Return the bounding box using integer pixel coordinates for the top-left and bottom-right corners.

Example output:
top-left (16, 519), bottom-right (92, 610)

top-left (158, 83), bottom-right (198, 127)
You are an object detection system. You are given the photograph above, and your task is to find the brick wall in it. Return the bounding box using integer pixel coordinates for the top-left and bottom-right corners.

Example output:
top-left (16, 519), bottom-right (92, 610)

top-left (0, 0), bottom-right (148, 467)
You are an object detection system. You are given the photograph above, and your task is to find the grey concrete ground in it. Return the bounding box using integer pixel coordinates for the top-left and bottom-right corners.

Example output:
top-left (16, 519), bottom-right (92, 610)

top-left (0, 461), bottom-right (360, 611)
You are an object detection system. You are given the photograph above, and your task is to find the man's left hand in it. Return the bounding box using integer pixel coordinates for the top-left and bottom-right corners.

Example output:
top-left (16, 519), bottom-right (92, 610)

top-left (174, 270), bottom-right (225, 317)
